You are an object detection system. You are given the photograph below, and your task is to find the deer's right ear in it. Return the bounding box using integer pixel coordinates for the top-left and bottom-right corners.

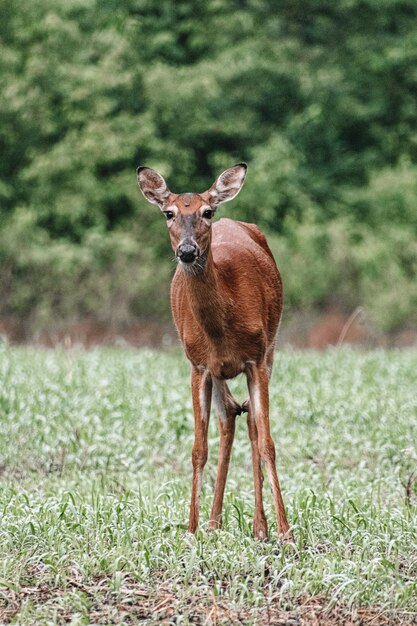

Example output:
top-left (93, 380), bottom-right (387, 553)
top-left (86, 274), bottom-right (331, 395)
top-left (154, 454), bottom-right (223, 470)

top-left (137, 166), bottom-right (171, 209)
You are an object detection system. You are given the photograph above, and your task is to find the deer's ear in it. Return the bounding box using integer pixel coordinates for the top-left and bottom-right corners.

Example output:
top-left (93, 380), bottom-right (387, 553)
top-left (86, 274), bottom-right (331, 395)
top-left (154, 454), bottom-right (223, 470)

top-left (137, 166), bottom-right (171, 208)
top-left (208, 163), bottom-right (247, 207)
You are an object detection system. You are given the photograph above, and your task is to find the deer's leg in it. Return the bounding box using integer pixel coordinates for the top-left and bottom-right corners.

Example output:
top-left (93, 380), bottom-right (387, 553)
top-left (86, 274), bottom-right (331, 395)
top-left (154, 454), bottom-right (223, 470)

top-left (209, 380), bottom-right (239, 530)
top-left (189, 367), bottom-right (212, 534)
top-left (246, 363), bottom-right (291, 539)
top-left (246, 411), bottom-right (268, 540)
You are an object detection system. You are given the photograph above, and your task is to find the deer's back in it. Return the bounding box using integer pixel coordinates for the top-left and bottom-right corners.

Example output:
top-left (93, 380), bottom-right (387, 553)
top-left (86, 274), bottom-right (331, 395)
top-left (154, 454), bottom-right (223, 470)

top-left (211, 217), bottom-right (281, 296)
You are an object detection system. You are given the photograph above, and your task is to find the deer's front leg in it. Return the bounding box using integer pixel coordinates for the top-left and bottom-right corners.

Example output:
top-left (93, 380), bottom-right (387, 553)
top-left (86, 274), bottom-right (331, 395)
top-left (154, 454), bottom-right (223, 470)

top-left (188, 367), bottom-right (212, 534)
top-left (246, 412), bottom-right (268, 540)
top-left (246, 363), bottom-right (291, 539)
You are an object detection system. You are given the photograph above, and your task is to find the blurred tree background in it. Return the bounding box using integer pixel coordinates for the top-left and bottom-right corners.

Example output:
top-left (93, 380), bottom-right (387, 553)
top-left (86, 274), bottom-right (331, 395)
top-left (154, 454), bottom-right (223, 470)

top-left (1, 0), bottom-right (417, 336)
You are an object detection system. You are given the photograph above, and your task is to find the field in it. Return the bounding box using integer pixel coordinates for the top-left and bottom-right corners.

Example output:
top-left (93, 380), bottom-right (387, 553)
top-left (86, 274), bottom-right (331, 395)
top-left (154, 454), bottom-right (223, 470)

top-left (0, 345), bottom-right (416, 625)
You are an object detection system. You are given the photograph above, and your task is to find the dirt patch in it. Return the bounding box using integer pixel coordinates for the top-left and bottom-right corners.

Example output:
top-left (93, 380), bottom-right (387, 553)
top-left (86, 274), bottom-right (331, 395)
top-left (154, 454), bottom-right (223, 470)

top-left (278, 305), bottom-right (417, 349)
top-left (0, 317), bottom-right (178, 349)
top-left (1, 580), bottom-right (416, 625)
top-left (1, 306), bottom-right (416, 349)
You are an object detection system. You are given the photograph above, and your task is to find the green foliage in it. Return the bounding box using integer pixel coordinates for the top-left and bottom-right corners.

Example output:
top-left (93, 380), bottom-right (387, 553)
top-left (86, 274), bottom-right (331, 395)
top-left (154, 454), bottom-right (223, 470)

top-left (269, 218), bottom-right (417, 331)
top-left (1, 0), bottom-right (417, 331)
top-left (0, 210), bottom-right (172, 330)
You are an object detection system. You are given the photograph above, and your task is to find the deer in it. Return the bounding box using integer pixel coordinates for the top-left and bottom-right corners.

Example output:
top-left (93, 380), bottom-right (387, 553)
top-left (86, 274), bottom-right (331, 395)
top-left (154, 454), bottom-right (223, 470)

top-left (137, 163), bottom-right (291, 540)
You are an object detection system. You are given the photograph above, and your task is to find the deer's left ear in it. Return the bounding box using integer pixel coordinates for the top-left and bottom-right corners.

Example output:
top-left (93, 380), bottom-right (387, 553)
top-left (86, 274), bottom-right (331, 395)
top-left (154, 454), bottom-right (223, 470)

top-left (208, 163), bottom-right (247, 207)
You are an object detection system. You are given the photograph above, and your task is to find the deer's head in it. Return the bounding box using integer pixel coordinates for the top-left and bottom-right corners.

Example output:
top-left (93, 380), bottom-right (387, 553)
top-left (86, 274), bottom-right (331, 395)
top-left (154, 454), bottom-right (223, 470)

top-left (137, 163), bottom-right (247, 270)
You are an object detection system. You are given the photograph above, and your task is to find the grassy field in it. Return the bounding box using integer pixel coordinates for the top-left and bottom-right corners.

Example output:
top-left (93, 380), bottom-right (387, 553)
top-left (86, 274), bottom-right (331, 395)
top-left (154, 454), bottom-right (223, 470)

top-left (0, 345), bottom-right (416, 625)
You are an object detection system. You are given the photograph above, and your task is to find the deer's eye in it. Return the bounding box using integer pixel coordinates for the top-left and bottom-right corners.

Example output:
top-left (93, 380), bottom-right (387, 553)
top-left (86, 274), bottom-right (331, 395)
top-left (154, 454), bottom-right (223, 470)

top-left (164, 210), bottom-right (174, 220)
top-left (202, 209), bottom-right (213, 219)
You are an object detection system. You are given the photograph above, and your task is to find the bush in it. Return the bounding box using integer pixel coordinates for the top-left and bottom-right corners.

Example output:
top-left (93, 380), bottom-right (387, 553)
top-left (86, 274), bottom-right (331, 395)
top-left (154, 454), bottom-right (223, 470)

top-left (1, 0), bottom-right (417, 334)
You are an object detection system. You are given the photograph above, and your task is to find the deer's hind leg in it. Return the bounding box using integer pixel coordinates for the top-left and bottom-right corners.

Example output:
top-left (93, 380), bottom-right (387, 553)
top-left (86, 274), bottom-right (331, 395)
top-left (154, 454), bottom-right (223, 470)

top-left (209, 379), bottom-right (242, 530)
top-left (246, 363), bottom-right (291, 540)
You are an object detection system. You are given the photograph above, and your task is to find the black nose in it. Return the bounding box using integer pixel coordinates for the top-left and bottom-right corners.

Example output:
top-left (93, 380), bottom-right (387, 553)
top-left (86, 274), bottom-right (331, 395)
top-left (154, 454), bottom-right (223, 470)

top-left (177, 243), bottom-right (198, 263)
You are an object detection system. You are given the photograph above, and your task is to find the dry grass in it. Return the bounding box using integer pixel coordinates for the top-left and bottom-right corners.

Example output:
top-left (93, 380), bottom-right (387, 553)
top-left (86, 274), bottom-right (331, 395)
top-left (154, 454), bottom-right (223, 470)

top-left (2, 580), bottom-right (417, 625)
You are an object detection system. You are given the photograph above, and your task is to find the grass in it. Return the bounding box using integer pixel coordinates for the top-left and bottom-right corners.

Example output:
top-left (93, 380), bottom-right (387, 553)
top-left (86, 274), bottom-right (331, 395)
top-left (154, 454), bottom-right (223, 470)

top-left (0, 344), bottom-right (416, 624)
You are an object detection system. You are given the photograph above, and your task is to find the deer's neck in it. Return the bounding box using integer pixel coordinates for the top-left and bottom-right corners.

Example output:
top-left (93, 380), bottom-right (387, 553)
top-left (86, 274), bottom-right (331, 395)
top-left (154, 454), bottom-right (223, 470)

top-left (181, 249), bottom-right (225, 338)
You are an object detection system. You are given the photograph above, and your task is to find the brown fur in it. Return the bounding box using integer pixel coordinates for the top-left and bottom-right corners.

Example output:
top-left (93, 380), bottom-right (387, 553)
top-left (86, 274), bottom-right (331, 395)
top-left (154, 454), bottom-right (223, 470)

top-left (171, 218), bottom-right (281, 378)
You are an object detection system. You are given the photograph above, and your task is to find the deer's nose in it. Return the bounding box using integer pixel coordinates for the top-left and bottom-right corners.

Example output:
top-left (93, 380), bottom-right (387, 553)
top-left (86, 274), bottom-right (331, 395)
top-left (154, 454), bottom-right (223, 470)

top-left (177, 243), bottom-right (198, 263)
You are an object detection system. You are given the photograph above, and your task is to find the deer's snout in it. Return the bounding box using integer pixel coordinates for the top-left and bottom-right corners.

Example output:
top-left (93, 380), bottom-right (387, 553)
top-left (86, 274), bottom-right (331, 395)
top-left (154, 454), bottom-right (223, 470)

top-left (177, 242), bottom-right (198, 264)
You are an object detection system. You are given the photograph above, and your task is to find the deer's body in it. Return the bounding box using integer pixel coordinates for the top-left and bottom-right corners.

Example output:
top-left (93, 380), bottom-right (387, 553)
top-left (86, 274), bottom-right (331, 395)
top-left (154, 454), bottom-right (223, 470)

top-left (171, 218), bottom-right (282, 380)
top-left (137, 164), bottom-right (291, 540)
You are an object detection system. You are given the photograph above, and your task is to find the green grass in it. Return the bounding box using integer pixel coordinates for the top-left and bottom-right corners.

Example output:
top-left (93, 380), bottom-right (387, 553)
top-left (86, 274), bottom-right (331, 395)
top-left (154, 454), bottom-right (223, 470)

top-left (0, 345), bottom-right (416, 624)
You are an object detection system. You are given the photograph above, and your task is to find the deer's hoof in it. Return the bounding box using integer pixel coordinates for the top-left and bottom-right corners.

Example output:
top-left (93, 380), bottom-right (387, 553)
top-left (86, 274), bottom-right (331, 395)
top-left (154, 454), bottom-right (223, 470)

top-left (279, 529), bottom-right (295, 547)
top-left (253, 515), bottom-right (268, 541)
top-left (208, 517), bottom-right (222, 531)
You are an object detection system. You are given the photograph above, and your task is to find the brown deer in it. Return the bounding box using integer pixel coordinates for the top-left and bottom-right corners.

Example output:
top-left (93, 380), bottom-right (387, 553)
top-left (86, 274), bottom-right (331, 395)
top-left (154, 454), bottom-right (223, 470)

top-left (137, 163), bottom-right (291, 540)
